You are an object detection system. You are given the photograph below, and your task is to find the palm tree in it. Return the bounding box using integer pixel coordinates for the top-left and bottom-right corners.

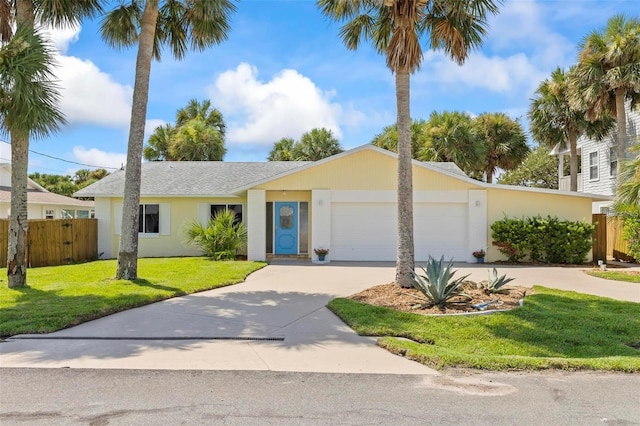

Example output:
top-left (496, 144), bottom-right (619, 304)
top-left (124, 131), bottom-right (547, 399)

top-left (473, 113), bottom-right (528, 184)
top-left (1, 0), bottom-right (101, 288)
top-left (0, 25), bottom-right (65, 287)
top-left (571, 15), bottom-right (640, 179)
top-left (143, 123), bottom-right (175, 161)
top-left (268, 137), bottom-right (296, 161)
top-left (529, 67), bottom-right (613, 191)
top-left (296, 128), bottom-right (343, 161)
top-left (371, 119), bottom-right (426, 158)
top-left (176, 98), bottom-right (226, 135)
top-left (318, 0), bottom-right (499, 287)
top-left (420, 111), bottom-right (481, 175)
top-left (169, 118), bottom-right (226, 161)
top-left (101, 0), bottom-right (236, 279)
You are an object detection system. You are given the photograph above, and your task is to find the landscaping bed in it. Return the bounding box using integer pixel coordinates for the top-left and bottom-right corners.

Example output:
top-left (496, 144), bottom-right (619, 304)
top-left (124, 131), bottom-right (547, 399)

top-left (349, 282), bottom-right (530, 315)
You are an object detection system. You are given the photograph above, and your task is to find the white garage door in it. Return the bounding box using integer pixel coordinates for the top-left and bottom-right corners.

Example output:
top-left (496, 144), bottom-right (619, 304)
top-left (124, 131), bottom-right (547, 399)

top-left (331, 202), bottom-right (467, 261)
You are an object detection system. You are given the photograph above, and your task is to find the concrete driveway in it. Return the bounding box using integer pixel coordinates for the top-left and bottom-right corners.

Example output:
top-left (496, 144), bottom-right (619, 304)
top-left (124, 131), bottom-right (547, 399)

top-left (1, 262), bottom-right (638, 373)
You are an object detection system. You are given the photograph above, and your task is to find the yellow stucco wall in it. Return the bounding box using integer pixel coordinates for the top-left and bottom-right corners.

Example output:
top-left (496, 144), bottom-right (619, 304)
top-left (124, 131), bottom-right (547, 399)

top-left (110, 196), bottom-right (246, 258)
top-left (255, 149), bottom-right (477, 191)
top-left (486, 188), bottom-right (594, 259)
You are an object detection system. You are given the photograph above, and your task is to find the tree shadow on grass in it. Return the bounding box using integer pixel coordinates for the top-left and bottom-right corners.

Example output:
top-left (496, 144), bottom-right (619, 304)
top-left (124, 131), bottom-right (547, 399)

top-left (479, 289), bottom-right (640, 358)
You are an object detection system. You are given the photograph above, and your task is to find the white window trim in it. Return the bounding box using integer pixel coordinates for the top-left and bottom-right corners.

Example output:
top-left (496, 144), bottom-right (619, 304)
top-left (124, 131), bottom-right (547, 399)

top-left (589, 151), bottom-right (599, 182)
top-left (609, 147), bottom-right (617, 177)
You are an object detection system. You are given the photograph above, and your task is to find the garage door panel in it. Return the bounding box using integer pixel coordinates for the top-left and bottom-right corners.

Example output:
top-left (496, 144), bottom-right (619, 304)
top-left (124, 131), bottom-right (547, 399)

top-left (414, 203), bottom-right (467, 260)
top-left (331, 202), bottom-right (468, 261)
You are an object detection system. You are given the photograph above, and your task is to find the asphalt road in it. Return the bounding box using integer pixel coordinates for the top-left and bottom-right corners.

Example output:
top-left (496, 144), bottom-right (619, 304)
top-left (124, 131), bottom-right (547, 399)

top-left (1, 368), bottom-right (639, 425)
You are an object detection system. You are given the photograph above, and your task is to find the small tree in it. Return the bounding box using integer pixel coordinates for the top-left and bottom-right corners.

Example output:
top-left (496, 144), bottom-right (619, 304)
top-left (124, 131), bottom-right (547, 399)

top-left (498, 145), bottom-right (559, 189)
top-left (185, 210), bottom-right (247, 260)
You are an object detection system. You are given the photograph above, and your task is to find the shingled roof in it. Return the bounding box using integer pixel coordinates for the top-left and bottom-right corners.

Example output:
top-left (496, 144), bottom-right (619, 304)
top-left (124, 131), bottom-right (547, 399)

top-left (74, 161), bottom-right (310, 197)
top-left (0, 187), bottom-right (94, 207)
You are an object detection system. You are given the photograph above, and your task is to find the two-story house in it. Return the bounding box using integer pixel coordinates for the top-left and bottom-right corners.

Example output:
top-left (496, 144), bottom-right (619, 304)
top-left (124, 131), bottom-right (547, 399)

top-left (0, 163), bottom-right (94, 219)
top-left (552, 103), bottom-right (640, 213)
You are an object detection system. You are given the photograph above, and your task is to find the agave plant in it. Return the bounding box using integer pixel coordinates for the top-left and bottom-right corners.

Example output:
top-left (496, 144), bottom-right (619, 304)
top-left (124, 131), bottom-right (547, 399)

top-left (411, 256), bottom-right (471, 307)
top-left (483, 268), bottom-right (515, 294)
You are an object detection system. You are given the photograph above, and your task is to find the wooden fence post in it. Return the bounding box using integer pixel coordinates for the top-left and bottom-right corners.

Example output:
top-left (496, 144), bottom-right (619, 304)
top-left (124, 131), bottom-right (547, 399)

top-left (592, 213), bottom-right (607, 264)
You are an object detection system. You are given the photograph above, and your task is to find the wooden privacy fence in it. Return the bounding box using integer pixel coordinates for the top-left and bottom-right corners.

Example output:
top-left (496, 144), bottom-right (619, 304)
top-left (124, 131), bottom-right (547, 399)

top-left (0, 219), bottom-right (98, 268)
top-left (606, 216), bottom-right (635, 262)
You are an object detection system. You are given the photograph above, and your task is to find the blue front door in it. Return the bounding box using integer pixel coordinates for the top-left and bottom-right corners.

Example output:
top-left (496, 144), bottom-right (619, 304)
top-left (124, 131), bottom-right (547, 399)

top-left (275, 202), bottom-right (298, 255)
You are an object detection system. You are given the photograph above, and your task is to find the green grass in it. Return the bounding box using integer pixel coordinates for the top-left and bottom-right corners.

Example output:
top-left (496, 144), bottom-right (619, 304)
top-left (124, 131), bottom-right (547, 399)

top-left (586, 270), bottom-right (640, 283)
top-left (0, 258), bottom-right (265, 337)
top-left (328, 286), bottom-right (640, 372)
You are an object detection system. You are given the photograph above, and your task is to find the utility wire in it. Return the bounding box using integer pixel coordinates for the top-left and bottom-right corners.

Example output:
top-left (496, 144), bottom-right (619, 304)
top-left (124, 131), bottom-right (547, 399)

top-left (0, 140), bottom-right (121, 170)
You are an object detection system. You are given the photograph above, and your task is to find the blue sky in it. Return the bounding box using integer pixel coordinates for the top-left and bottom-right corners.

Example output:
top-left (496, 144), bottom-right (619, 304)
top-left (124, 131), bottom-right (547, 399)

top-left (1, 0), bottom-right (638, 175)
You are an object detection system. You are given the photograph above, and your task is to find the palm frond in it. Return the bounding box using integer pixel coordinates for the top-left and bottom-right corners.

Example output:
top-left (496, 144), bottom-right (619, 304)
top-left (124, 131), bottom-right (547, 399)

top-left (0, 25), bottom-right (66, 140)
top-left (36, 0), bottom-right (104, 28)
top-left (100, 3), bottom-right (142, 50)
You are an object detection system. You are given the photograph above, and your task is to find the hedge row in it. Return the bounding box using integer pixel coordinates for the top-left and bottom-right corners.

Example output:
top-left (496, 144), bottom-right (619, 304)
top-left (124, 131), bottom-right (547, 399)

top-left (491, 216), bottom-right (594, 264)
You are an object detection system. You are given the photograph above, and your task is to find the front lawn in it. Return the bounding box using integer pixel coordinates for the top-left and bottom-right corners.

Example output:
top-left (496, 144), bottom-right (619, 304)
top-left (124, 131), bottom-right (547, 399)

top-left (328, 286), bottom-right (640, 372)
top-left (0, 258), bottom-right (265, 337)
top-left (586, 270), bottom-right (640, 283)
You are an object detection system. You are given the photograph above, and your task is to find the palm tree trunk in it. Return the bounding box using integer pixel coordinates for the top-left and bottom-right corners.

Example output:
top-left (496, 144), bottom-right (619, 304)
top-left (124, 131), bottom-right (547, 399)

top-left (615, 88), bottom-right (627, 180)
top-left (395, 71), bottom-right (415, 288)
top-left (7, 130), bottom-right (28, 288)
top-left (116, 0), bottom-right (159, 280)
top-left (486, 168), bottom-right (493, 184)
top-left (568, 129), bottom-right (578, 192)
top-left (6, 0), bottom-right (36, 288)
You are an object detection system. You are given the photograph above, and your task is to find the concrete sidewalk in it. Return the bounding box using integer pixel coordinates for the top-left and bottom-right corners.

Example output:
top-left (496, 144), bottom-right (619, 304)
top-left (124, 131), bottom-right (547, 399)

top-left (0, 262), bottom-right (637, 373)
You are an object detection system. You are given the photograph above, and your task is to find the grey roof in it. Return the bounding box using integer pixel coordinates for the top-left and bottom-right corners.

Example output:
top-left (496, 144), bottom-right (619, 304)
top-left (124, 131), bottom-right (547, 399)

top-left (424, 161), bottom-right (468, 177)
top-left (75, 161), bottom-right (309, 197)
top-left (0, 186), bottom-right (94, 207)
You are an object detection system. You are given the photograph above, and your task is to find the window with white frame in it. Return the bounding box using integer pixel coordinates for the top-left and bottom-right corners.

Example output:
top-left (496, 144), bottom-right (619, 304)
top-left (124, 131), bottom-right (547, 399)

top-left (139, 204), bottom-right (159, 234)
top-left (609, 147), bottom-right (617, 177)
top-left (45, 209), bottom-right (54, 219)
top-left (211, 204), bottom-right (243, 224)
top-left (62, 209), bottom-right (75, 219)
top-left (589, 151), bottom-right (599, 180)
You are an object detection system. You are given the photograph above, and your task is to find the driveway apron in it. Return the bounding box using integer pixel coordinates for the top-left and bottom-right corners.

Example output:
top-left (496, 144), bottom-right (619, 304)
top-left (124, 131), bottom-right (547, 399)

top-left (0, 263), bottom-right (436, 374)
top-left (1, 262), bottom-right (637, 373)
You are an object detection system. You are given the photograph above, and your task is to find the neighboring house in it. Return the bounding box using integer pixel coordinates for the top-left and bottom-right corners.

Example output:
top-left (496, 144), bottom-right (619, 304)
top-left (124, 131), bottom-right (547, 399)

top-left (552, 103), bottom-right (640, 213)
top-left (76, 145), bottom-right (609, 263)
top-left (0, 163), bottom-right (94, 219)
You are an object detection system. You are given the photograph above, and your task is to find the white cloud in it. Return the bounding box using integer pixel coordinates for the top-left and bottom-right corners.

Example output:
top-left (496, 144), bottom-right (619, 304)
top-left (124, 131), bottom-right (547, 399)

top-left (208, 63), bottom-right (351, 146)
top-left (145, 119), bottom-right (166, 141)
top-left (42, 25), bottom-right (80, 55)
top-left (73, 146), bottom-right (127, 170)
top-left (488, 0), bottom-right (575, 68)
top-left (37, 26), bottom-right (134, 128)
top-left (420, 51), bottom-right (546, 94)
top-left (55, 56), bottom-right (133, 127)
top-left (413, 0), bottom-right (575, 98)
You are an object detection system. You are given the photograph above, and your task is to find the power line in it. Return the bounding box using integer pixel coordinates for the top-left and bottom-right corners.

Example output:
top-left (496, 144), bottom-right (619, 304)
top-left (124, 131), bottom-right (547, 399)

top-left (0, 140), bottom-right (121, 170)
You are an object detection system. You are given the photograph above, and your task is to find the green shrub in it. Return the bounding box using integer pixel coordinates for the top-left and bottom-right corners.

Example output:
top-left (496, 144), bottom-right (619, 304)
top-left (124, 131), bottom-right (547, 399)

top-left (622, 213), bottom-right (640, 261)
top-left (490, 217), bottom-right (529, 262)
top-left (185, 210), bottom-right (247, 260)
top-left (411, 256), bottom-right (471, 307)
top-left (491, 215), bottom-right (594, 264)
